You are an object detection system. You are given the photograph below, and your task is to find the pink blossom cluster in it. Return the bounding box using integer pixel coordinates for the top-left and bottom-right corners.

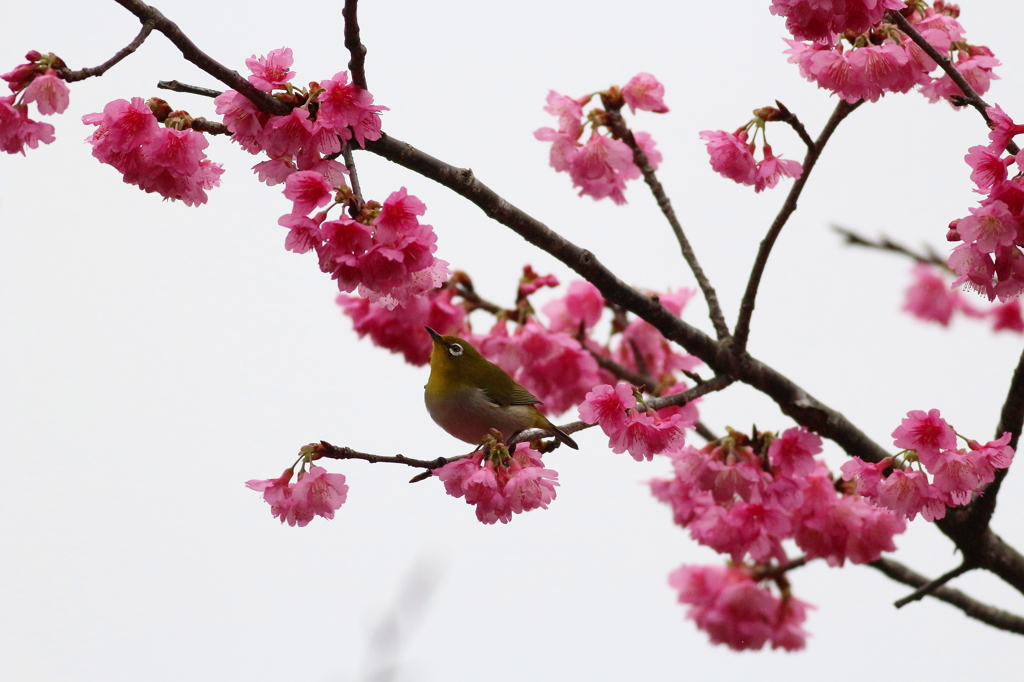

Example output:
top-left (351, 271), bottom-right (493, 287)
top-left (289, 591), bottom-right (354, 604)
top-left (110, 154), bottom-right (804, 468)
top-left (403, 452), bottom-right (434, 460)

top-left (578, 383), bottom-right (692, 461)
top-left (770, 0), bottom-right (905, 43)
top-left (652, 427), bottom-right (905, 566)
top-left (533, 73), bottom-right (667, 204)
top-left (784, 3), bottom-right (998, 107)
top-left (433, 443), bottom-right (559, 524)
top-left (83, 97), bottom-right (224, 206)
top-left (338, 285), bottom-right (468, 365)
top-left (214, 47), bottom-right (384, 188)
top-left (947, 105), bottom-right (1024, 302)
top-left (903, 264), bottom-right (1024, 332)
top-left (699, 129), bottom-right (803, 192)
top-left (246, 465), bottom-right (349, 527)
top-left (841, 409), bottom-right (1014, 521)
top-left (1, 51), bottom-right (70, 155)
top-left (283, 182), bottom-right (449, 308)
top-left (669, 564), bottom-right (812, 651)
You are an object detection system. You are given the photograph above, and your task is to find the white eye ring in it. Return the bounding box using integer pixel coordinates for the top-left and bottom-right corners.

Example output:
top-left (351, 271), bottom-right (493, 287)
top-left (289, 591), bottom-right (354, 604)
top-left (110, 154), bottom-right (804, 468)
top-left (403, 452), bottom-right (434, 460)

top-left (448, 343), bottom-right (464, 357)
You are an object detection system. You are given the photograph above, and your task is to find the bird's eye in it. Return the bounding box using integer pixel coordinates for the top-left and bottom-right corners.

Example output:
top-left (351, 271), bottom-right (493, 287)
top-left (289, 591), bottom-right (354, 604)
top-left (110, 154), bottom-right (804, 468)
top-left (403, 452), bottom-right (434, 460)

top-left (448, 343), bottom-right (464, 357)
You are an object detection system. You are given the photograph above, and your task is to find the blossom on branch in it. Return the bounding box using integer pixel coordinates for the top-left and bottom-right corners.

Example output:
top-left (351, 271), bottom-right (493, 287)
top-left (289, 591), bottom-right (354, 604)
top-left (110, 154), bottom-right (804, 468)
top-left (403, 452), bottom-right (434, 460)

top-left (434, 444), bottom-right (559, 525)
top-left (246, 465), bottom-right (349, 527)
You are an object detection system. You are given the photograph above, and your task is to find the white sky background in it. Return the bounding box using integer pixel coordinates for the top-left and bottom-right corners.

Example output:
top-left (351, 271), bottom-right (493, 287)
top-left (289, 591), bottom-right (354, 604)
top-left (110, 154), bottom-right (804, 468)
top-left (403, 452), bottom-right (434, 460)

top-left (2, 0), bottom-right (1023, 679)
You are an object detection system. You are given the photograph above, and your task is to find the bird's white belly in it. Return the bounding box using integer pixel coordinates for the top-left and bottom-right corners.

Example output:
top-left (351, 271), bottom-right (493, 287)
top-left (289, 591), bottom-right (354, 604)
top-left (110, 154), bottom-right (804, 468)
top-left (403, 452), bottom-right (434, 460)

top-left (425, 386), bottom-right (534, 445)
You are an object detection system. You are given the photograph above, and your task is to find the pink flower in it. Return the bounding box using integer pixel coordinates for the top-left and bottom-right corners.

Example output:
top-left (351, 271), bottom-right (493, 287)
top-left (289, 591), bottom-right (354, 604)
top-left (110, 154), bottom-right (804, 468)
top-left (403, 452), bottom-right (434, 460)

top-left (279, 213), bottom-right (324, 254)
top-left (21, 69), bottom-right (69, 115)
top-left (754, 144), bottom-right (803, 193)
top-left (985, 104), bottom-right (1024, 152)
top-left (568, 131), bottom-right (640, 204)
top-left (769, 0), bottom-right (904, 42)
top-left (245, 47), bottom-right (295, 92)
top-left (768, 427), bottom-right (822, 478)
top-left (214, 89), bottom-right (267, 154)
top-left (534, 126), bottom-right (581, 173)
top-left (622, 72), bottom-right (669, 113)
top-left (669, 564), bottom-right (811, 651)
top-left (338, 286), bottom-right (467, 365)
top-left (607, 408), bottom-right (689, 461)
top-left (317, 71), bottom-right (388, 147)
top-left (578, 383), bottom-right (637, 433)
top-left (699, 129), bottom-right (756, 186)
top-left (283, 170), bottom-right (334, 215)
top-left (903, 264), bottom-right (959, 325)
top-left (290, 466), bottom-right (349, 524)
top-left (967, 432), bottom-right (1015, 469)
top-left (83, 98), bottom-right (223, 206)
top-left (433, 445), bottom-right (558, 524)
top-left (633, 130), bottom-right (662, 170)
top-left (876, 468), bottom-right (945, 521)
top-left (541, 90), bottom-right (584, 138)
top-left (921, 52), bottom-right (1000, 106)
top-left (543, 280), bottom-right (605, 333)
top-left (246, 465), bottom-right (348, 527)
top-left (957, 201), bottom-right (1017, 253)
top-left (0, 95), bottom-right (55, 155)
top-left (990, 299), bottom-right (1024, 332)
top-left (891, 409), bottom-right (957, 470)
top-left (839, 456), bottom-right (891, 497)
top-left (794, 473), bottom-right (905, 566)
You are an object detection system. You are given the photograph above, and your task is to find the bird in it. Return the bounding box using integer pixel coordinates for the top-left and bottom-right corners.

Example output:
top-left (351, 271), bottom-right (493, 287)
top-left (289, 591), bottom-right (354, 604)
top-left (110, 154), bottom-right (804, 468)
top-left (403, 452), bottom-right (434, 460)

top-left (423, 326), bottom-right (579, 450)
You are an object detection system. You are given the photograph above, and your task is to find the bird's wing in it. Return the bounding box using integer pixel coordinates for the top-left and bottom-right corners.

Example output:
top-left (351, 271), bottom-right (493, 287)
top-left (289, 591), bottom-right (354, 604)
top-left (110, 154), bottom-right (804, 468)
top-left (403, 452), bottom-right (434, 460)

top-left (480, 383), bottom-right (543, 407)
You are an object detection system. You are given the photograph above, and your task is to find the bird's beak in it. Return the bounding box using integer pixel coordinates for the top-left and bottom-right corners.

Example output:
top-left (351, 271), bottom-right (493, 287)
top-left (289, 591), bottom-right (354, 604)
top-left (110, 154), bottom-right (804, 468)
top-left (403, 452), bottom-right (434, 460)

top-left (425, 326), bottom-right (444, 344)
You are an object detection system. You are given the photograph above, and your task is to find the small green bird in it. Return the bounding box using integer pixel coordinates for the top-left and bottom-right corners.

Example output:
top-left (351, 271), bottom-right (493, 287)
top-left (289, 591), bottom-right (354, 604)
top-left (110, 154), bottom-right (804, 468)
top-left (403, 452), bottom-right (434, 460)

top-left (423, 327), bottom-right (579, 450)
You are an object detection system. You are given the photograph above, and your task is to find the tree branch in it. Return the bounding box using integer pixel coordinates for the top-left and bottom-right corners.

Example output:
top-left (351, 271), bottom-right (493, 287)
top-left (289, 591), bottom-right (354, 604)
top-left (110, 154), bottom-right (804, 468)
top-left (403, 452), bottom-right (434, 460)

top-left (603, 107), bottom-right (731, 341)
top-left (343, 0), bottom-right (369, 90)
top-left (156, 79), bottom-right (222, 98)
top-left (870, 557), bottom-right (1024, 635)
top-left (893, 561), bottom-right (975, 608)
top-left (833, 225), bottom-right (949, 269)
top-left (56, 21), bottom-right (156, 82)
top-left (733, 98), bottom-right (863, 352)
top-left (112, 0), bottom-right (290, 116)
top-left (888, 9), bottom-right (1019, 156)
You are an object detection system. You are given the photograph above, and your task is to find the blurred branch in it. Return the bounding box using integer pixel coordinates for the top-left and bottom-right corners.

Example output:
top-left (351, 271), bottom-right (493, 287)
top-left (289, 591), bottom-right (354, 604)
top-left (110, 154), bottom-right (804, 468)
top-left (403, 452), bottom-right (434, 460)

top-left (870, 557), bottom-right (1024, 634)
top-left (833, 225), bottom-right (949, 269)
top-left (603, 105), bottom-right (731, 341)
top-left (733, 98), bottom-right (863, 352)
top-left (56, 21), bottom-right (156, 81)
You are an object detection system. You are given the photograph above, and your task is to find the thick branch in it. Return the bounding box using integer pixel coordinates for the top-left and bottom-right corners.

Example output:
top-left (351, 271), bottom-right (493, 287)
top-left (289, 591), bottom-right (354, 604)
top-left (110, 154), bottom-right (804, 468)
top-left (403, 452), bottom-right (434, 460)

top-left (604, 108), bottom-right (731, 341)
top-left (888, 10), bottom-right (1019, 156)
top-left (870, 557), bottom-right (1024, 635)
top-left (733, 99), bottom-right (863, 352)
top-left (343, 0), bottom-right (369, 90)
top-left (56, 21), bottom-right (156, 82)
top-left (112, 0), bottom-right (289, 116)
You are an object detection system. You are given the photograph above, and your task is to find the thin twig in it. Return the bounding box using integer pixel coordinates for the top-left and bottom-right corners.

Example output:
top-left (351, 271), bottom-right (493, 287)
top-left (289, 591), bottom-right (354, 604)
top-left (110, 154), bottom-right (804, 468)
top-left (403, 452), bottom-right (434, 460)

top-left (733, 99), bottom-right (863, 352)
top-left (773, 101), bottom-right (815, 151)
top-left (870, 557), bottom-right (1024, 635)
top-left (342, 144), bottom-right (365, 214)
top-left (317, 440), bottom-right (469, 471)
top-left (343, 0), bottom-right (369, 90)
top-left (188, 117), bottom-right (229, 135)
top-left (603, 106), bottom-right (731, 341)
top-left (157, 79), bottom-right (222, 98)
top-left (56, 21), bottom-right (156, 82)
top-left (888, 10), bottom-right (1019, 156)
top-left (833, 225), bottom-right (949, 269)
top-left (582, 340), bottom-right (657, 391)
top-left (693, 421), bottom-right (718, 442)
top-left (752, 555), bottom-right (809, 580)
top-left (112, 0), bottom-right (289, 116)
top-left (893, 561), bottom-right (975, 608)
